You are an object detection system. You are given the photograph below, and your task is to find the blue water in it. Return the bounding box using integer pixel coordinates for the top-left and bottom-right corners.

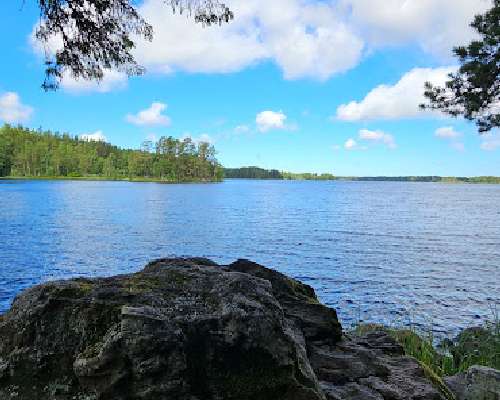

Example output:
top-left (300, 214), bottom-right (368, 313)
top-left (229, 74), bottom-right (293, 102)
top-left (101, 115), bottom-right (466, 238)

top-left (0, 179), bottom-right (499, 335)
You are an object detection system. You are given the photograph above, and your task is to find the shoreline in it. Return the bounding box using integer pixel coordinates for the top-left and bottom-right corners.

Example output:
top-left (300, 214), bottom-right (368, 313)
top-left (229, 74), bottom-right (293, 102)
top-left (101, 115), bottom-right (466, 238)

top-left (1, 176), bottom-right (500, 184)
top-left (0, 176), bottom-right (224, 184)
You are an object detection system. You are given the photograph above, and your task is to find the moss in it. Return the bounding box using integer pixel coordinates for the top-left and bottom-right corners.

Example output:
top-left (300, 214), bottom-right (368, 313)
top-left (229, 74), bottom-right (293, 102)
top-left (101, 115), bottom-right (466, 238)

top-left (122, 271), bottom-right (193, 296)
top-left (53, 282), bottom-right (94, 299)
top-left (123, 276), bottom-right (163, 294)
top-left (352, 323), bottom-right (387, 337)
top-left (74, 280), bottom-right (95, 293)
top-left (79, 342), bottom-right (102, 359)
top-left (285, 278), bottom-right (319, 304)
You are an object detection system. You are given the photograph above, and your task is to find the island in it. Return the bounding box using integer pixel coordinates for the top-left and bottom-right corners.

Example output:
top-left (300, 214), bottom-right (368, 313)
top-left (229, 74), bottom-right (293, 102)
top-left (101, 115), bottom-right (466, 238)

top-left (0, 125), bottom-right (224, 183)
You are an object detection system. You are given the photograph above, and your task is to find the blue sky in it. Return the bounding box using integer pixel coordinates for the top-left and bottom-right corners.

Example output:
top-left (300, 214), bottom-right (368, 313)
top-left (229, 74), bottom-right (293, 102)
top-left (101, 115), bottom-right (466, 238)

top-left (0, 0), bottom-right (499, 176)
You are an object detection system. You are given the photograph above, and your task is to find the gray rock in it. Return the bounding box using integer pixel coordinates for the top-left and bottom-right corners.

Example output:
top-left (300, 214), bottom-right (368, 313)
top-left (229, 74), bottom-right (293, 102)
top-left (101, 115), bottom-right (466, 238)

top-left (314, 331), bottom-right (446, 400)
top-left (445, 365), bottom-right (500, 400)
top-left (0, 258), bottom-right (448, 400)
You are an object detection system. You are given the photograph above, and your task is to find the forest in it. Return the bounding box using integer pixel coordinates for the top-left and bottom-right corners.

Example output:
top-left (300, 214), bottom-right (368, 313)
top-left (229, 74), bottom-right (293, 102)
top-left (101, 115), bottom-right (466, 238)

top-left (224, 167), bottom-right (283, 179)
top-left (224, 167), bottom-right (337, 180)
top-left (0, 125), bottom-right (223, 182)
top-left (224, 166), bottom-right (500, 184)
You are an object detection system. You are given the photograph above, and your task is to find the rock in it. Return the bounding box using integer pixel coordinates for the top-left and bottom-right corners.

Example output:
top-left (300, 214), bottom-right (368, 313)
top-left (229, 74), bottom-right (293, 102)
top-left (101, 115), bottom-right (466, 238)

top-left (0, 359), bottom-right (9, 380)
top-left (445, 365), bottom-right (500, 400)
top-left (314, 331), bottom-right (447, 400)
top-left (0, 258), bottom-right (448, 400)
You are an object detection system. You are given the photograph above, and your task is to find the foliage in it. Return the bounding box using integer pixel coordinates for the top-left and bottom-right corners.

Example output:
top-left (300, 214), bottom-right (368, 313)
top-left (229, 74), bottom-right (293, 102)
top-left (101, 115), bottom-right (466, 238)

top-left (352, 318), bottom-right (500, 378)
top-left (0, 124), bottom-right (223, 182)
top-left (336, 176), bottom-right (500, 184)
top-left (224, 167), bottom-right (336, 180)
top-left (449, 321), bottom-right (500, 372)
top-left (282, 172), bottom-right (336, 181)
top-left (421, 0), bottom-right (500, 132)
top-left (35, 0), bottom-right (233, 90)
top-left (224, 167), bottom-right (284, 179)
top-left (224, 167), bottom-right (500, 183)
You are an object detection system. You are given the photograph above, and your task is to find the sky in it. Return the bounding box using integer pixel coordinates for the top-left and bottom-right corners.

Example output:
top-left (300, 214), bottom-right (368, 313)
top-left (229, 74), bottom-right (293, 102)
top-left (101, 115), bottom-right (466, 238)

top-left (0, 0), bottom-right (499, 176)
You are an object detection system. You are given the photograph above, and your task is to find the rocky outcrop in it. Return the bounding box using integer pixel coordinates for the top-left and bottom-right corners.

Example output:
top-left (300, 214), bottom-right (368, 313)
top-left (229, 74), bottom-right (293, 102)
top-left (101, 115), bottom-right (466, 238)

top-left (445, 366), bottom-right (500, 400)
top-left (0, 258), bottom-right (448, 399)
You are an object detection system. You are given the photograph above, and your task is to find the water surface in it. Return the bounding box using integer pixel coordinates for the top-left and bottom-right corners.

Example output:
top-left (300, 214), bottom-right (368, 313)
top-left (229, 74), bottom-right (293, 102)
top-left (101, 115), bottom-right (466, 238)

top-left (1, 179), bottom-right (499, 335)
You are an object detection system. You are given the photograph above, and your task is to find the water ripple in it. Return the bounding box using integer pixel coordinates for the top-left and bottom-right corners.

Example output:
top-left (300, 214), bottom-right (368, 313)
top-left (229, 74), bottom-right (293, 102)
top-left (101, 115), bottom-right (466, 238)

top-left (0, 179), bottom-right (499, 337)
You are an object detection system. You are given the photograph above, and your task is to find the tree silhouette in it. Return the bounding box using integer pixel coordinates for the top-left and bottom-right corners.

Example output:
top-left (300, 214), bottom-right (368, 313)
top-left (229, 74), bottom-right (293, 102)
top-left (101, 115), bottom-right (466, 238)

top-left (35, 0), bottom-right (233, 90)
top-left (421, 0), bottom-right (499, 132)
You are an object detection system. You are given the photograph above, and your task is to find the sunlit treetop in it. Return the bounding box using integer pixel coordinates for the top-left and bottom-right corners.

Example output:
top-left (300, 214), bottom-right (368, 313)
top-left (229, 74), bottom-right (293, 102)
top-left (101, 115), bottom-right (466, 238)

top-left (35, 0), bottom-right (234, 90)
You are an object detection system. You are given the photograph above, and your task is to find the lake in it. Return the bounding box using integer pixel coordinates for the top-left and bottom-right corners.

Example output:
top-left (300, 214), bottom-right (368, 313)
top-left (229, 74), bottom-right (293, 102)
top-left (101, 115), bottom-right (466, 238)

top-left (0, 179), bottom-right (499, 335)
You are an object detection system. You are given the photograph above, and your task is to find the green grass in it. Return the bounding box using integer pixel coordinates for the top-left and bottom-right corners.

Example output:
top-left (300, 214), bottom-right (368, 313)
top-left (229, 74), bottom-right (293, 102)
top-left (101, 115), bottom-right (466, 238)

top-left (352, 316), bottom-right (500, 378)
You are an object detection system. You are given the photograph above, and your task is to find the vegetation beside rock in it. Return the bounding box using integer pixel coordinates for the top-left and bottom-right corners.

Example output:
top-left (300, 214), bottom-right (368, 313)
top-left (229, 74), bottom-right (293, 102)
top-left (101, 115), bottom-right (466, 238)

top-left (353, 318), bottom-right (500, 378)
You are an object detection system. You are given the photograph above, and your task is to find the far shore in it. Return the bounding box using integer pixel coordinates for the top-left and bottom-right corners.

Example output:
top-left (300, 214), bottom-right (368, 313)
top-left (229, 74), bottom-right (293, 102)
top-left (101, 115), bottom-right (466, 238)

top-left (1, 175), bottom-right (500, 184)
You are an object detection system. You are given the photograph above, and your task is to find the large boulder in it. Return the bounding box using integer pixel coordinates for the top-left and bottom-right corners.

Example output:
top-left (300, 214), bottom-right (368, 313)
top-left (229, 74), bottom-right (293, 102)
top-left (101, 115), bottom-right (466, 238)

top-left (445, 366), bottom-right (500, 400)
top-left (0, 258), bottom-right (448, 400)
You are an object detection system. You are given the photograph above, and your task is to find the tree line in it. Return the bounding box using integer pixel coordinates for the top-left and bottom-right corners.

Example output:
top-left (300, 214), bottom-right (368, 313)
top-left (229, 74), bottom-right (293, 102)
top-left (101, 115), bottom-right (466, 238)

top-left (0, 125), bottom-right (223, 182)
top-left (224, 167), bottom-right (283, 179)
top-left (337, 176), bottom-right (500, 184)
top-left (224, 167), bottom-right (336, 180)
top-left (223, 167), bottom-right (500, 184)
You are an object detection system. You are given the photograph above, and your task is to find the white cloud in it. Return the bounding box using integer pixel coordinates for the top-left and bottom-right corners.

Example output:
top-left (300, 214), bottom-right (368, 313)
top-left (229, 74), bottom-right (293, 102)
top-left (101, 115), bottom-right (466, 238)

top-left (256, 110), bottom-right (288, 132)
top-left (126, 102), bottom-right (171, 126)
top-left (134, 0), bottom-right (487, 80)
top-left (336, 67), bottom-right (456, 121)
top-left (61, 70), bottom-right (127, 94)
top-left (134, 0), bottom-right (364, 81)
top-left (30, 0), bottom-right (491, 85)
top-left (30, 23), bottom-right (62, 57)
top-left (80, 130), bottom-right (107, 142)
top-left (435, 126), bottom-right (462, 139)
top-left (480, 132), bottom-right (500, 151)
top-left (0, 92), bottom-right (33, 123)
top-left (359, 128), bottom-right (396, 149)
top-left (337, 129), bottom-right (395, 151)
top-left (340, 0), bottom-right (492, 58)
top-left (196, 133), bottom-right (214, 144)
top-left (234, 125), bottom-right (251, 134)
top-left (434, 126), bottom-right (465, 151)
top-left (181, 133), bottom-right (214, 144)
top-left (344, 138), bottom-right (358, 150)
